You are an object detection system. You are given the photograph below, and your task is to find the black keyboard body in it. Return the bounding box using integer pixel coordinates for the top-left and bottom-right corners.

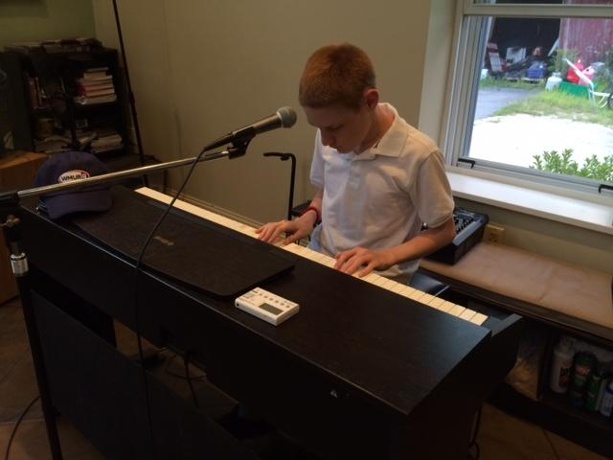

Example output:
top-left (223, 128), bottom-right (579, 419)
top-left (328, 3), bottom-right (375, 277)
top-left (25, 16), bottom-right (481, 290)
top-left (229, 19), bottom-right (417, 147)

top-left (426, 208), bottom-right (489, 264)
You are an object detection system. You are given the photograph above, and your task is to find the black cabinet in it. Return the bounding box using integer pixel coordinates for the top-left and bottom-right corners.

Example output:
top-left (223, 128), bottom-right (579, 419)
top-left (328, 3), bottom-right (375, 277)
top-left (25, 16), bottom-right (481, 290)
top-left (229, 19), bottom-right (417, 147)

top-left (0, 46), bottom-right (129, 158)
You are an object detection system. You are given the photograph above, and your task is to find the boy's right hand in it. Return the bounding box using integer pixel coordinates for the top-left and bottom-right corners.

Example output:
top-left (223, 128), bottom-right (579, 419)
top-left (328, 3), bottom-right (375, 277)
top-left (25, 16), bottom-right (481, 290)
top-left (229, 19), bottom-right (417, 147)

top-left (255, 219), bottom-right (313, 245)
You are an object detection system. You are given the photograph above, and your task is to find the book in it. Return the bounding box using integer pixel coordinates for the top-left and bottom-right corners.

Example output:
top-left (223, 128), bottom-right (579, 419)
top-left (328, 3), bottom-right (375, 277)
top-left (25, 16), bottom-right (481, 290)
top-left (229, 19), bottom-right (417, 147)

top-left (41, 37), bottom-right (102, 54)
top-left (5, 38), bottom-right (101, 54)
top-left (84, 66), bottom-right (108, 73)
top-left (78, 82), bottom-right (114, 91)
top-left (77, 75), bottom-right (113, 84)
top-left (91, 131), bottom-right (124, 153)
top-left (4, 42), bottom-right (44, 54)
top-left (33, 134), bottom-right (71, 154)
top-left (78, 87), bottom-right (116, 97)
top-left (73, 94), bottom-right (117, 105)
top-left (82, 67), bottom-right (110, 79)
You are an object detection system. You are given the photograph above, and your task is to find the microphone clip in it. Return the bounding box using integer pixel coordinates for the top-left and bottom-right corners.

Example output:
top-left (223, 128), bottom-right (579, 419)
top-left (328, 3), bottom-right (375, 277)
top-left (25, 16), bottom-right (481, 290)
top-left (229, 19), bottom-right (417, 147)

top-left (227, 137), bottom-right (252, 159)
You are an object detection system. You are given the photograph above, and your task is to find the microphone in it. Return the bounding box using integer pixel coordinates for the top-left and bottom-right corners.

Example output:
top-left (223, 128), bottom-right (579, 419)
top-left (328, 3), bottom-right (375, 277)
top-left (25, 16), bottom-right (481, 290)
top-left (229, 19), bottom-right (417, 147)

top-left (202, 106), bottom-right (297, 153)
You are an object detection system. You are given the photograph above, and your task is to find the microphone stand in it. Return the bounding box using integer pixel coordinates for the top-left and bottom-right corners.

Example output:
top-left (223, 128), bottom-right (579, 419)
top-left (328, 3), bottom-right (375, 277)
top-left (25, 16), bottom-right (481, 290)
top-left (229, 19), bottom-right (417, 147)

top-left (0, 139), bottom-right (249, 460)
top-left (0, 210), bottom-right (63, 459)
top-left (263, 152), bottom-right (296, 221)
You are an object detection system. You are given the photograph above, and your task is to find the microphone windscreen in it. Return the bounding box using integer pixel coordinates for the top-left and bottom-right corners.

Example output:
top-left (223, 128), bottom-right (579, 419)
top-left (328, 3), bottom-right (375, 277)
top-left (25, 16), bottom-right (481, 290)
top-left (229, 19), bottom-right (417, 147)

top-left (277, 106), bottom-right (297, 128)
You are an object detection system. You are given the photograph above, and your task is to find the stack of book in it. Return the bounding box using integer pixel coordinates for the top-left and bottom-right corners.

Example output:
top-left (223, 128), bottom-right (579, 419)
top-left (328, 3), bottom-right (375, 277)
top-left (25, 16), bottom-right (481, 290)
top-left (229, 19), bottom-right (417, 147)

top-left (26, 75), bottom-right (66, 111)
top-left (4, 37), bottom-right (102, 55)
top-left (73, 67), bottom-right (117, 105)
top-left (90, 129), bottom-right (124, 154)
top-left (33, 134), bottom-right (72, 154)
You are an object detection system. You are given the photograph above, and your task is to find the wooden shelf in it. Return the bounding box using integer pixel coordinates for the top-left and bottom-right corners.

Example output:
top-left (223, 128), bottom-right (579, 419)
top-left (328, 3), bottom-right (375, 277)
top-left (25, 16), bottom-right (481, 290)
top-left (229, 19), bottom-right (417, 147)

top-left (421, 243), bottom-right (613, 457)
top-left (489, 383), bottom-right (613, 458)
top-left (0, 48), bottom-right (130, 160)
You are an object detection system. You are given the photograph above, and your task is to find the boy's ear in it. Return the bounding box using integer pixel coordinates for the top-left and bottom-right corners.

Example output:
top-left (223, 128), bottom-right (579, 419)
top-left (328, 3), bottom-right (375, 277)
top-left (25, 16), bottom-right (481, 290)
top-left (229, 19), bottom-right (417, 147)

top-left (364, 88), bottom-right (380, 110)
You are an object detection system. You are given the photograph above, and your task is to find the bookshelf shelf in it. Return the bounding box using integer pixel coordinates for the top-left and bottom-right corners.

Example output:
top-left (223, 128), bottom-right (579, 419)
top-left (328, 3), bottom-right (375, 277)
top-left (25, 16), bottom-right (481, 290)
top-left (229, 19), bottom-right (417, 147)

top-left (0, 45), bottom-right (129, 159)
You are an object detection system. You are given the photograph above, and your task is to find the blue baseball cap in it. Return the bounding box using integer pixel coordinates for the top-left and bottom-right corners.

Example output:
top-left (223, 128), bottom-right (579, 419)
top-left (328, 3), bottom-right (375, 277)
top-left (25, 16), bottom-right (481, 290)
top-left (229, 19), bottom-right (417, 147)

top-left (34, 151), bottom-right (112, 220)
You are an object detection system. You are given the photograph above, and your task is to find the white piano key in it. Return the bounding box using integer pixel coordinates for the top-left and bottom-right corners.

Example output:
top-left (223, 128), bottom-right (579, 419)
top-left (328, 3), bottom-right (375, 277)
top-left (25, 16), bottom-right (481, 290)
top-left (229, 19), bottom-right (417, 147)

top-left (284, 244), bottom-right (310, 256)
top-left (470, 313), bottom-right (488, 326)
top-left (314, 253), bottom-right (334, 266)
top-left (448, 305), bottom-right (466, 317)
top-left (459, 309), bottom-right (477, 322)
top-left (301, 250), bottom-right (322, 262)
top-left (390, 283), bottom-right (407, 294)
top-left (361, 273), bottom-right (381, 284)
top-left (378, 278), bottom-right (396, 290)
top-left (397, 286), bottom-right (417, 299)
top-left (369, 274), bottom-right (390, 288)
top-left (428, 297), bottom-right (446, 310)
top-left (415, 292), bottom-right (433, 305)
top-left (407, 289), bottom-right (427, 302)
top-left (438, 301), bottom-right (456, 313)
top-left (237, 225), bottom-right (258, 236)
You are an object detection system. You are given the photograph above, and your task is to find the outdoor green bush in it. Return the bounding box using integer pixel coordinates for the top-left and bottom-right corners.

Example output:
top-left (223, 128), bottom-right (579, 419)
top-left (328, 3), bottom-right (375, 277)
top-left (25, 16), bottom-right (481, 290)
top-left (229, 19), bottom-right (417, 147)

top-left (593, 46), bottom-right (613, 90)
top-left (531, 149), bottom-right (613, 182)
top-left (550, 49), bottom-right (578, 77)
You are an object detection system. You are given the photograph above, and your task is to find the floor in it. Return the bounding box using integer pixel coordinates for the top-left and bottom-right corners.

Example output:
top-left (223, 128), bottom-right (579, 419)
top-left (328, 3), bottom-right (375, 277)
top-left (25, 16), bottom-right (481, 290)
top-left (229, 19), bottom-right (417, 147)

top-left (0, 295), bottom-right (607, 460)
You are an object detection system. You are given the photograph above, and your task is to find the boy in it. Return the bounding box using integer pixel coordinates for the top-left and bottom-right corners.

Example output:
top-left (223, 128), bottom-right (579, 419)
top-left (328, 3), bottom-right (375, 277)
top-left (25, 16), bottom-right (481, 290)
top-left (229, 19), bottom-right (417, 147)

top-left (257, 43), bottom-right (455, 283)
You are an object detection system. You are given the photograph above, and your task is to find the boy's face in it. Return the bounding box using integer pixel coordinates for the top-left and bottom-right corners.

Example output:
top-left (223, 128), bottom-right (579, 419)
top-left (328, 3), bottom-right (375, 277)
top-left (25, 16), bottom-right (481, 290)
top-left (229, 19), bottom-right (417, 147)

top-left (303, 91), bottom-right (378, 154)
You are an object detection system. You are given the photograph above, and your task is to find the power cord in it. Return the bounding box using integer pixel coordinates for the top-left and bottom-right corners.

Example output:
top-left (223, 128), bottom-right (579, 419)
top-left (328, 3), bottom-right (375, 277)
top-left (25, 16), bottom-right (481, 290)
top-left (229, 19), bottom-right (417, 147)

top-left (163, 352), bottom-right (206, 381)
top-left (183, 350), bottom-right (200, 409)
top-left (467, 406), bottom-right (482, 460)
top-left (131, 141), bottom-right (236, 455)
top-left (161, 351), bottom-right (206, 409)
top-left (543, 429), bottom-right (562, 460)
top-left (4, 395), bottom-right (41, 460)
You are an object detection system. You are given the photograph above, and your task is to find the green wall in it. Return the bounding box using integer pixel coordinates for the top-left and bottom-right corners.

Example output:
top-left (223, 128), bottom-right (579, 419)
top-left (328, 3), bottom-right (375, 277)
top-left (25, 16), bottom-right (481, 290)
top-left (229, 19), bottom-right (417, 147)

top-left (0, 0), bottom-right (95, 49)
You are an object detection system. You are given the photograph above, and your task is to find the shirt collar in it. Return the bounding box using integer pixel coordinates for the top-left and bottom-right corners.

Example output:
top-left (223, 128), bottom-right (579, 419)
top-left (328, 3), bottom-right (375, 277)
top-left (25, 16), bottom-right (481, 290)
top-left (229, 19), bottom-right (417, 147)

top-left (356, 103), bottom-right (406, 160)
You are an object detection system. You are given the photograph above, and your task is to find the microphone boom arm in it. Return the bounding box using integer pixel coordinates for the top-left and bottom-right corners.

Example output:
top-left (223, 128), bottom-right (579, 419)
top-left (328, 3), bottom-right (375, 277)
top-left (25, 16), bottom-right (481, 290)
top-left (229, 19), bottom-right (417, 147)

top-left (3, 104), bottom-right (298, 212)
top-left (11, 147), bottom-right (233, 202)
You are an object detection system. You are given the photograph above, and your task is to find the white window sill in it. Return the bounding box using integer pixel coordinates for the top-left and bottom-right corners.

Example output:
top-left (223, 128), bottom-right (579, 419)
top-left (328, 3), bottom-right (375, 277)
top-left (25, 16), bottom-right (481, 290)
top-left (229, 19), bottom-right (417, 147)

top-left (446, 168), bottom-right (613, 236)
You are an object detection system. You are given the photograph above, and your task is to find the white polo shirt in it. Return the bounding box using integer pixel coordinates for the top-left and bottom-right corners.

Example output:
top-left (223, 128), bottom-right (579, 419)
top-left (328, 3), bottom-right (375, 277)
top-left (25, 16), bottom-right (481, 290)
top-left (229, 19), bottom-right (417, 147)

top-left (309, 103), bottom-right (454, 280)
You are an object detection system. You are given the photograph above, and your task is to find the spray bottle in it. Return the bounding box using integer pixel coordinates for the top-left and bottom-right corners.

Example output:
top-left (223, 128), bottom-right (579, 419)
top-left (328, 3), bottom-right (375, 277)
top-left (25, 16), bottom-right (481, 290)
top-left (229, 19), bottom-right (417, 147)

top-left (549, 335), bottom-right (574, 394)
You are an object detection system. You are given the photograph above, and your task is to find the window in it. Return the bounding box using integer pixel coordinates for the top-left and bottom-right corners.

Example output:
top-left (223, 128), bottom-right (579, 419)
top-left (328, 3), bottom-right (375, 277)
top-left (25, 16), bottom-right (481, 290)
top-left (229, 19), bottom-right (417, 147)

top-left (444, 0), bottom-right (613, 196)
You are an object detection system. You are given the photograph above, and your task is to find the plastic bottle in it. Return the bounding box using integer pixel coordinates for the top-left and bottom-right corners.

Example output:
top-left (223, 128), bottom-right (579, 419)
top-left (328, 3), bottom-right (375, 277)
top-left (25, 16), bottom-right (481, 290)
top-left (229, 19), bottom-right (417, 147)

top-left (595, 374), bottom-right (611, 413)
top-left (549, 336), bottom-right (574, 394)
top-left (585, 368), bottom-right (604, 412)
top-left (569, 351), bottom-right (597, 408)
top-left (599, 380), bottom-right (613, 418)
top-left (545, 73), bottom-right (562, 91)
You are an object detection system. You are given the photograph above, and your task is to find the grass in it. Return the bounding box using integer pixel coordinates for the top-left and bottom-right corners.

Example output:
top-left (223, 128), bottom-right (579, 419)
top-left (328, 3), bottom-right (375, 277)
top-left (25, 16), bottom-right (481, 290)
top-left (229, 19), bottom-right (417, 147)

top-left (479, 77), bottom-right (544, 91)
top-left (480, 78), bottom-right (613, 127)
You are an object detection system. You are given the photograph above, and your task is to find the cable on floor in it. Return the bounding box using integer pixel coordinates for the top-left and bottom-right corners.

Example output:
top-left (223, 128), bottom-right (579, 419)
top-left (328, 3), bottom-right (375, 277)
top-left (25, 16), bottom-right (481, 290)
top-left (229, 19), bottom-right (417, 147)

top-left (4, 395), bottom-right (41, 460)
top-left (543, 429), bottom-right (562, 460)
top-left (183, 350), bottom-right (200, 409)
top-left (467, 406), bottom-right (482, 460)
top-left (164, 352), bottom-right (206, 382)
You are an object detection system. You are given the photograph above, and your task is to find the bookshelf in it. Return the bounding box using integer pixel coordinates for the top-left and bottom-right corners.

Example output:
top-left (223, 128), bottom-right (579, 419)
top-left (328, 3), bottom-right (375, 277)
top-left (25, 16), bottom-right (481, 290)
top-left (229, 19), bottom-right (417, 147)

top-left (0, 43), bottom-right (131, 160)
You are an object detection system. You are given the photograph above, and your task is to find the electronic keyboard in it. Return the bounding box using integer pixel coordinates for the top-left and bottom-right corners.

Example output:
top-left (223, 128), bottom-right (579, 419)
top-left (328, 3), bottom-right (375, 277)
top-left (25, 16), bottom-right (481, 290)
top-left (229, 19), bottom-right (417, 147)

top-left (136, 188), bottom-right (489, 326)
top-left (426, 208), bottom-right (489, 265)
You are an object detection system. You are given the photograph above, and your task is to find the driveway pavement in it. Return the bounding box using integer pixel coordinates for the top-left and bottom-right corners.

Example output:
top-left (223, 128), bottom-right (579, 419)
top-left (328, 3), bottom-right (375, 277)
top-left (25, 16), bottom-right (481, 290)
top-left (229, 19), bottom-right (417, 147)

top-left (471, 87), bottom-right (613, 167)
top-left (475, 87), bottom-right (535, 120)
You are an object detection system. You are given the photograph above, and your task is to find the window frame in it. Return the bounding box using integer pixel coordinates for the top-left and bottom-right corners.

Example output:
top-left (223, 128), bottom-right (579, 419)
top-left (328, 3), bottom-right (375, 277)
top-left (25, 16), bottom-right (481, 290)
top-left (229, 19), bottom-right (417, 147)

top-left (442, 0), bottom-right (613, 197)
